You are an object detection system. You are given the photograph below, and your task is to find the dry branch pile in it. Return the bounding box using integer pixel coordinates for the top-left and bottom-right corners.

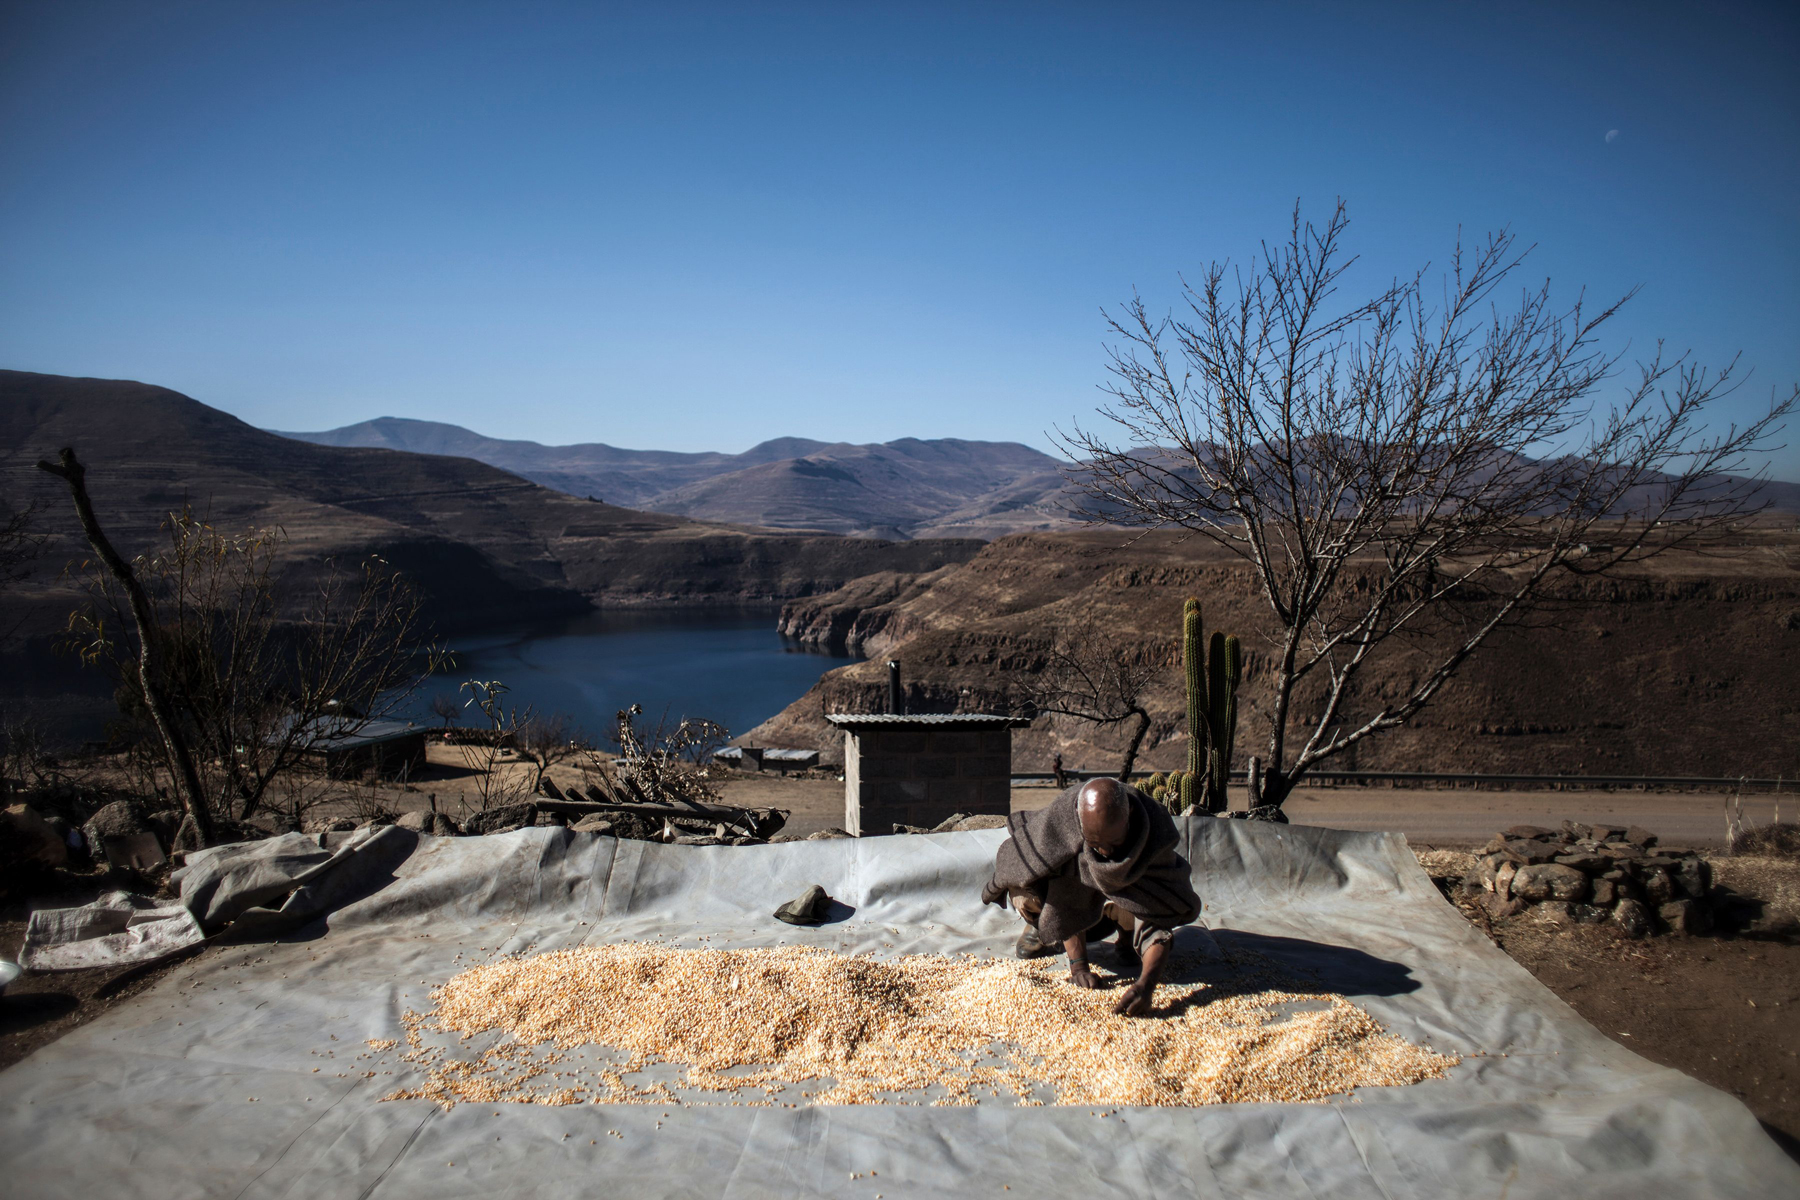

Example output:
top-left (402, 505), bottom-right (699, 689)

top-left (378, 942), bottom-right (1458, 1110)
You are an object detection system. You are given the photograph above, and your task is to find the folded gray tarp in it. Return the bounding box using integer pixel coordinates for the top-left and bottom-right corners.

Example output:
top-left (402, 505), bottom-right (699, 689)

top-left (1, 819), bottom-right (1794, 1198)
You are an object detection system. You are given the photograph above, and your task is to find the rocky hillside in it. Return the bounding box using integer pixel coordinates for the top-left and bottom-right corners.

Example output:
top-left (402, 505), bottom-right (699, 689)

top-left (0, 372), bottom-right (983, 734)
top-left (742, 526), bottom-right (1800, 782)
top-left (278, 417), bottom-right (1080, 539)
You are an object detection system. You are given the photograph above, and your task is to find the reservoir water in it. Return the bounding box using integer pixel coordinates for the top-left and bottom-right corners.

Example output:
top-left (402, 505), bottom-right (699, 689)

top-left (412, 608), bottom-right (858, 742)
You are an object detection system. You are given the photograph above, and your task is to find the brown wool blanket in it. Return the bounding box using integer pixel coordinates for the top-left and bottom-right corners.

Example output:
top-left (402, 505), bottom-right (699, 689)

top-left (981, 783), bottom-right (1201, 947)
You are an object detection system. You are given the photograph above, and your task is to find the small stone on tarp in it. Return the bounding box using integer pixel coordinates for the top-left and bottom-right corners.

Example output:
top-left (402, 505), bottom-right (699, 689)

top-left (774, 884), bottom-right (832, 926)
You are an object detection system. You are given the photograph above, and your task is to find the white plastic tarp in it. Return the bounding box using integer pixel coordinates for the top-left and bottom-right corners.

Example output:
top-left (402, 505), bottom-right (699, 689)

top-left (1, 818), bottom-right (1795, 1198)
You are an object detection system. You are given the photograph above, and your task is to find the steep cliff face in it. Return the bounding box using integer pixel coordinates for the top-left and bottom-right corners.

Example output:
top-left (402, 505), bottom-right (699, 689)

top-left (744, 527), bottom-right (1800, 781)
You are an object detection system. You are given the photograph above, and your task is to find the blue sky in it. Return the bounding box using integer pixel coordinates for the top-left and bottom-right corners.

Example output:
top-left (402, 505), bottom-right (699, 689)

top-left (3, 1), bottom-right (1796, 478)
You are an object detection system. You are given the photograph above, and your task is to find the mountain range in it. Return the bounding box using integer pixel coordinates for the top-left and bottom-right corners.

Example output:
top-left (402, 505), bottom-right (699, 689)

top-left (275, 417), bottom-right (1080, 539)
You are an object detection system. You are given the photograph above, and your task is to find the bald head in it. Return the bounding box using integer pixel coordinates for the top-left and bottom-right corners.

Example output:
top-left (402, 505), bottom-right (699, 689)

top-left (1078, 778), bottom-right (1132, 857)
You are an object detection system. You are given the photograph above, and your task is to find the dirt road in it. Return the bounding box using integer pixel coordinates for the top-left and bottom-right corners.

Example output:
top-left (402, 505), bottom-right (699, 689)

top-left (715, 776), bottom-right (1790, 846)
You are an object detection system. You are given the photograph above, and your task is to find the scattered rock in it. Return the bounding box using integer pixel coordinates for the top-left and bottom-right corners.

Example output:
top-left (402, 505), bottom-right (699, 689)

top-left (952, 815), bottom-right (1009, 831)
top-left (1511, 863), bottom-right (1590, 904)
top-left (673, 835), bottom-right (725, 846)
top-left (1739, 907), bottom-right (1800, 941)
top-left (1560, 820), bottom-right (1591, 840)
top-left (1598, 843), bottom-right (1644, 860)
top-left (1589, 878), bottom-right (1617, 906)
top-left (304, 816), bottom-right (358, 834)
top-left (1612, 898), bottom-right (1652, 939)
top-left (1659, 899), bottom-right (1712, 937)
top-left (930, 812), bottom-right (971, 833)
top-left (807, 828), bottom-right (854, 840)
top-left (1494, 861), bottom-right (1519, 899)
top-left (1624, 825), bottom-right (1658, 849)
top-left (768, 833), bottom-right (805, 843)
top-left (464, 803), bottom-right (537, 836)
top-left (1571, 903), bottom-right (1611, 925)
top-left (355, 813), bottom-right (395, 829)
top-left (569, 814), bottom-right (618, 835)
top-left (1588, 824), bottom-right (1626, 842)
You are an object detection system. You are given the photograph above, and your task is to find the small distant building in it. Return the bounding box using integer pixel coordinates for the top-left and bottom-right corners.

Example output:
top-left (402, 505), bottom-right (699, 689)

top-left (715, 746), bottom-right (821, 773)
top-left (826, 713), bottom-right (1030, 837)
top-left (282, 716), bottom-right (428, 780)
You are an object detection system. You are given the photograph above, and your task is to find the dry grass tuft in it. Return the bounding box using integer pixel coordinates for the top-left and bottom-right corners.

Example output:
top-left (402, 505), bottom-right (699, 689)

top-left (377, 942), bottom-right (1458, 1110)
top-left (1730, 822), bottom-right (1800, 861)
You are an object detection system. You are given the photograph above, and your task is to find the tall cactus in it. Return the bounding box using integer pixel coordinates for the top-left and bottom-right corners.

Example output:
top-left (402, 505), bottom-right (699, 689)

top-left (1177, 596), bottom-right (1244, 815)
top-left (1204, 632), bottom-right (1242, 813)
top-left (1182, 598), bottom-right (1205, 779)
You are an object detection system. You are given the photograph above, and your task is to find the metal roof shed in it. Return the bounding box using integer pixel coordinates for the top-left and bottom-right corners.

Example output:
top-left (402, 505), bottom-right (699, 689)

top-left (825, 713), bottom-right (1030, 837)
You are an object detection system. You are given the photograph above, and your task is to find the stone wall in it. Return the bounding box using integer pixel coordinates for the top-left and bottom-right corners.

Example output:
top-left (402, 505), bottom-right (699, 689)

top-left (843, 727), bottom-right (1013, 836)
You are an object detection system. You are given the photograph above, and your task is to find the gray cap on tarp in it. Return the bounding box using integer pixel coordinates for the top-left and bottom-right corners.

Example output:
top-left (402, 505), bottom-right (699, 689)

top-left (773, 884), bottom-right (831, 925)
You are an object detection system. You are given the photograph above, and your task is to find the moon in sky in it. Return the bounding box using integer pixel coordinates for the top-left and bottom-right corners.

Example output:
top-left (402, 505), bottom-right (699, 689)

top-left (1605, 129), bottom-right (1620, 143)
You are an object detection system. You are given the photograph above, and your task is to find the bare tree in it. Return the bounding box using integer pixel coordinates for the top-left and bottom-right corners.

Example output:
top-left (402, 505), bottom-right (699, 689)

top-left (516, 711), bottom-right (590, 796)
top-left (428, 691), bottom-right (462, 730)
top-left (64, 500), bottom-right (440, 835)
top-left (607, 705), bottom-right (728, 809)
top-left (1065, 202), bottom-right (1795, 813)
top-left (455, 680), bottom-right (539, 812)
top-left (1017, 629), bottom-right (1161, 779)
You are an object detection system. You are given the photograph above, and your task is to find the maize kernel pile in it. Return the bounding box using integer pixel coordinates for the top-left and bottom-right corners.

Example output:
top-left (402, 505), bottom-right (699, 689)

top-left (378, 941), bottom-right (1457, 1110)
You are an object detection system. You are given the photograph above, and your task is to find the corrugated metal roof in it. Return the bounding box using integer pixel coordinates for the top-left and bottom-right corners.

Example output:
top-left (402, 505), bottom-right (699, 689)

top-left (825, 713), bottom-right (1030, 729)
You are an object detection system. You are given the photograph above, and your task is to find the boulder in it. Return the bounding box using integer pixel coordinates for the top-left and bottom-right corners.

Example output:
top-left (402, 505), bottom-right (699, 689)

top-left (1554, 853), bottom-right (1610, 873)
top-left (1673, 857), bottom-right (1711, 900)
top-left (1599, 843), bottom-right (1644, 860)
top-left (1659, 899), bottom-right (1712, 937)
top-left (1533, 901), bottom-right (1577, 929)
top-left (1589, 824), bottom-right (1626, 842)
top-left (1503, 825), bottom-right (1555, 840)
top-left (1500, 841), bottom-right (1563, 866)
top-left (82, 800), bottom-right (167, 868)
top-left (2, 804), bottom-right (67, 868)
top-left (806, 828), bottom-right (854, 840)
top-left (1624, 825), bottom-right (1659, 848)
top-left (1494, 861), bottom-right (1518, 899)
top-left (929, 812), bottom-right (972, 833)
top-left (569, 814), bottom-right (618, 835)
top-left (953, 815), bottom-right (1009, 831)
top-left (1511, 863), bottom-right (1590, 904)
top-left (1641, 869), bottom-right (1678, 908)
top-left (1589, 878), bottom-right (1617, 906)
top-left (395, 810), bottom-right (461, 836)
top-left (1612, 898), bottom-right (1652, 939)
top-left (1479, 894), bottom-right (1524, 921)
top-left (1571, 903), bottom-right (1611, 924)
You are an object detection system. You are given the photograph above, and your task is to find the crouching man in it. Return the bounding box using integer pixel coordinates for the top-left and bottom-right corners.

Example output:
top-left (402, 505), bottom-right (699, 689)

top-left (981, 777), bottom-right (1200, 1016)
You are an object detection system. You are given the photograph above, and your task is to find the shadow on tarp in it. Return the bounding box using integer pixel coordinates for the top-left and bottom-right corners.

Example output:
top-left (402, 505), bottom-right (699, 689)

top-left (1156, 926), bottom-right (1420, 1001)
top-left (216, 827), bottom-right (421, 945)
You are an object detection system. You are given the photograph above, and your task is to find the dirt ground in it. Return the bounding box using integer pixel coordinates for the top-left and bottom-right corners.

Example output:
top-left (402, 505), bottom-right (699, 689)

top-left (4, 784), bottom-right (1797, 1165)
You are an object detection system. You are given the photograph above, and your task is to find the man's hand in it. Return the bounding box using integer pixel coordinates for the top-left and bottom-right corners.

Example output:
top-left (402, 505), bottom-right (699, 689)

top-left (1068, 960), bottom-right (1099, 989)
top-left (1111, 981), bottom-right (1153, 1016)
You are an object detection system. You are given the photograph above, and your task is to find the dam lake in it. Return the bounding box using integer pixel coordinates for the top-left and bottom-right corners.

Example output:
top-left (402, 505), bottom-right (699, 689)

top-left (409, 608), bottom-right (858, 743)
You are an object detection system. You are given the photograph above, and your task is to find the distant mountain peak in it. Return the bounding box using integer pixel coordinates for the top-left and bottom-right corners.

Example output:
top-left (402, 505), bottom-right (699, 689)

top-left (274, 417), bottom-right (1078, 539)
